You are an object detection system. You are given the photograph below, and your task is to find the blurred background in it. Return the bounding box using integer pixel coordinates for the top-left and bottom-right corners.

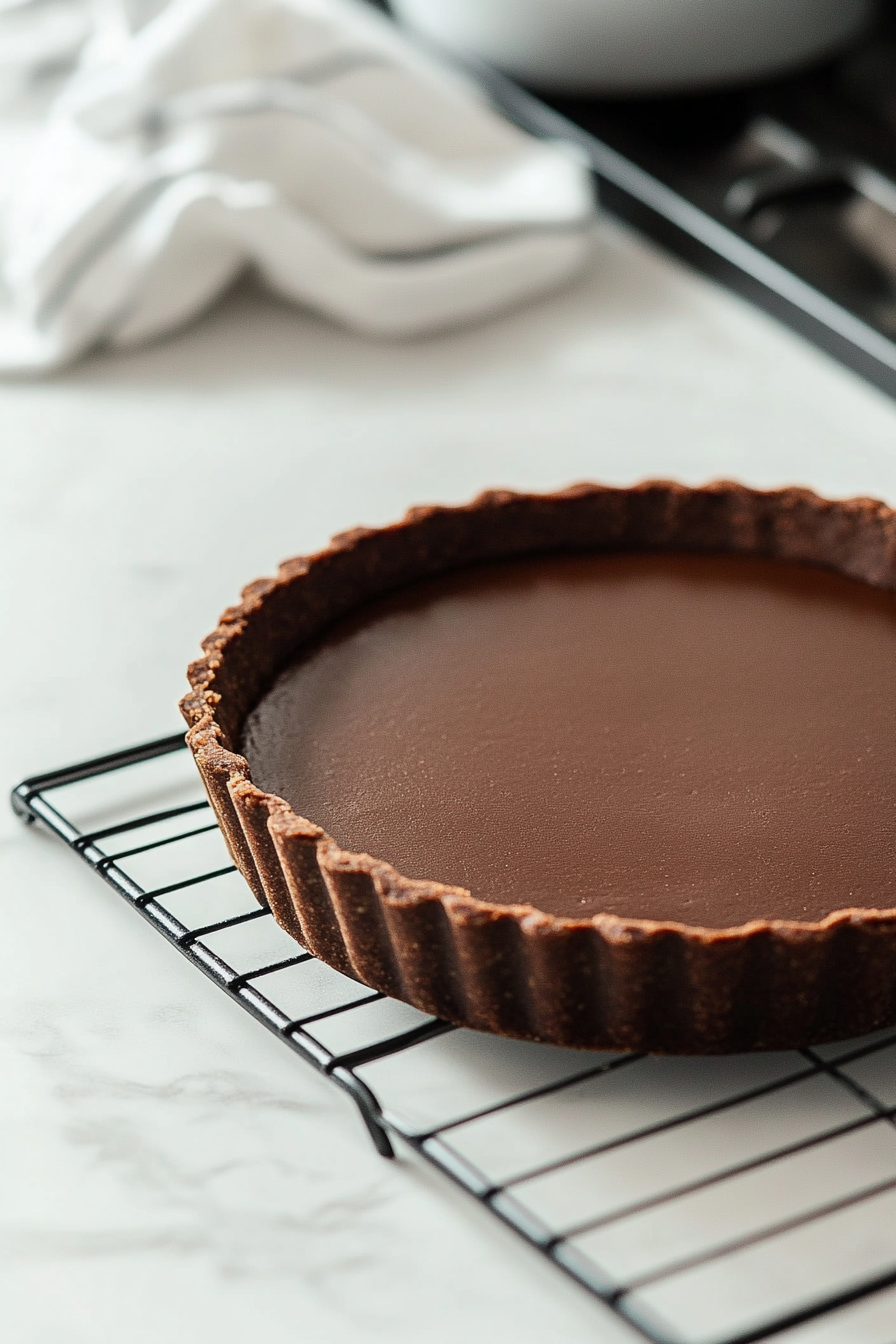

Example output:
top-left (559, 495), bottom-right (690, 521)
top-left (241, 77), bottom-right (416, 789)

top-left (5, 5), bottom-right (896, 1344)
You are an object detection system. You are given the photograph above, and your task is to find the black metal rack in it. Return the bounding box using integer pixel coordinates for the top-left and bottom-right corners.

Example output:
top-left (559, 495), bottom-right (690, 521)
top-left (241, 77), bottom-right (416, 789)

top-left (11, 735), bottom-right (896, 1344)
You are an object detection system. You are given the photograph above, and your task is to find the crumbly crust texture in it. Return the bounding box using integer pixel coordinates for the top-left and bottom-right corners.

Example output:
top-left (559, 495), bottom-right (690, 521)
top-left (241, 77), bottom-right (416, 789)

top-left (181, 481), bottom-right (896, 1052)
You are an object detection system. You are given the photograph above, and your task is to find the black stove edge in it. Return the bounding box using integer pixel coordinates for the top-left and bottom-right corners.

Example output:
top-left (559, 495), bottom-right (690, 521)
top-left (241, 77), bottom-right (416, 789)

top-left (480, 68), bottom-right (896, 403)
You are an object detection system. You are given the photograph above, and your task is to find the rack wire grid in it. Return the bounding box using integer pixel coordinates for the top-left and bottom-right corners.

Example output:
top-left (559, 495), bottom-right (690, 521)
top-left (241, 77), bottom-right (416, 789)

top-left (11, 733), bottom-right (896, 1344)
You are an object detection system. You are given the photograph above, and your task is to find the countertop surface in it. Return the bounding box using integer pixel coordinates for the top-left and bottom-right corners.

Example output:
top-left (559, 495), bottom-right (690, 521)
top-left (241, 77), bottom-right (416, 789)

top-left (5, 219), bottom-right (896, 1344)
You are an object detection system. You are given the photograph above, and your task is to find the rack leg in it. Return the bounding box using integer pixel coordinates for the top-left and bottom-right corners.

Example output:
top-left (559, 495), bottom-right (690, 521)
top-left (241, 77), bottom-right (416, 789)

top-left (332, 1068), bottom-right (395, 1159)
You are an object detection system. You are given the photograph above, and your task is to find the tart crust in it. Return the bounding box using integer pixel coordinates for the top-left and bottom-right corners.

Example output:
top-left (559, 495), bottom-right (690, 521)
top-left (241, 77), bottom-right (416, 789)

top-left (181, 481), bottom-right (896, 1053)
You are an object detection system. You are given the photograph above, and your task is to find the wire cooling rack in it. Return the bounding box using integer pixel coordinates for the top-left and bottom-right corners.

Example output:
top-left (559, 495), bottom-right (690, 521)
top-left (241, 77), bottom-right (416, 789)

top-left (11, 735), bottom-right (896, 1344)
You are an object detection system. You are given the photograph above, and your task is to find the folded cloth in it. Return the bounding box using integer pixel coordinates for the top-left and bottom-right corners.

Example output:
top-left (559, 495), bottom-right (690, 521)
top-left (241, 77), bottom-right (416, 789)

top-left (0, 0), bottom-right (595, 372)
top-left (0, 0), bottom-right (102, 97)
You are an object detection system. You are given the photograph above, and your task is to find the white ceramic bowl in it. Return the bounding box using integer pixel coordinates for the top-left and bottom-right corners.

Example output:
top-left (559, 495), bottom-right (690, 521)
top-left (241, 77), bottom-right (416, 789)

top-left (389, 0), bottom-right (875, 96)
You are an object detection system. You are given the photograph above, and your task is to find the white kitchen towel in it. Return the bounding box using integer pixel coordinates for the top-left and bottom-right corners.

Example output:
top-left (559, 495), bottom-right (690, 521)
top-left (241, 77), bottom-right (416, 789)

top-left (0, 0), bottom-right (595, 372)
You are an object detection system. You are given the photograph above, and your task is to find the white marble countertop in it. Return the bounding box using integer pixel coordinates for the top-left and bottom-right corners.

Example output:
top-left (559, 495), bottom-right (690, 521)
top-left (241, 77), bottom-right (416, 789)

top-left (5, 220), bottom-right (896, 1344)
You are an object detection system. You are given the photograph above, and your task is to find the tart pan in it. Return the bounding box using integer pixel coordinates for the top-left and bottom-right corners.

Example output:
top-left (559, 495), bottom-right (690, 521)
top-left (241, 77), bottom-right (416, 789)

top-left (181, 481), bottom-right (896, 1053)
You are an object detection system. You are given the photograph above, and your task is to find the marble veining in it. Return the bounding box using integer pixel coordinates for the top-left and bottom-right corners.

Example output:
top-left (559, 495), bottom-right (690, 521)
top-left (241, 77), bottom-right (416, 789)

top-left (7, 217), bottom-right (896, 1343)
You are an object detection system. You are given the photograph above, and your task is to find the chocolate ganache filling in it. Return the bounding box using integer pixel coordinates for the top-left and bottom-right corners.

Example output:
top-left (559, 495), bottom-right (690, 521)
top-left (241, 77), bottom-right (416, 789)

top-left (241, 551), bottom-right (896, 928)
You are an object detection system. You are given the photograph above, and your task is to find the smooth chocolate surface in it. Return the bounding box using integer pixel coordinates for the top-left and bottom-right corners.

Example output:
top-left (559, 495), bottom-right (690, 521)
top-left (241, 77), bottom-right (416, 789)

top-left (242, 552), bottom-right (896, 927)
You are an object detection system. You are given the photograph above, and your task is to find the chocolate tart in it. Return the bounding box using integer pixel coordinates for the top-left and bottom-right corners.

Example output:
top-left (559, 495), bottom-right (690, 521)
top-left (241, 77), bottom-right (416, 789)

top-left (181, 482), bottom-right (896, 1053)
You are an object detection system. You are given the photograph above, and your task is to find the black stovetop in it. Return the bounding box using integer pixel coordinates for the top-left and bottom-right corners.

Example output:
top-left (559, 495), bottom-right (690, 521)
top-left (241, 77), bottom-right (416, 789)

top-left (484, 7), bottom-right (896, 398)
